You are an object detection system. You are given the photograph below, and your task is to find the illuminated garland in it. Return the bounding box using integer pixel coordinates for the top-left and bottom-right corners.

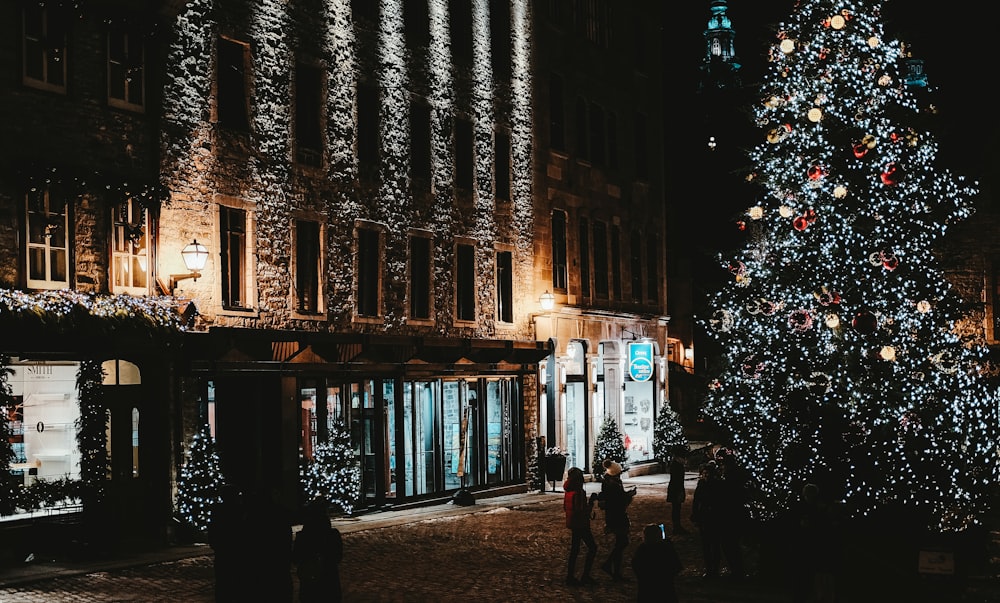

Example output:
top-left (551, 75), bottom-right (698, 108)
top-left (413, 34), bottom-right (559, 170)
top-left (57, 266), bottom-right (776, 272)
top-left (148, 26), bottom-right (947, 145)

top-left (75, 360), bottom-right (108, 504)
top-left (0, 354), bottom-right (17, 515)
top-left (0, 288), bottom-right (187, 335)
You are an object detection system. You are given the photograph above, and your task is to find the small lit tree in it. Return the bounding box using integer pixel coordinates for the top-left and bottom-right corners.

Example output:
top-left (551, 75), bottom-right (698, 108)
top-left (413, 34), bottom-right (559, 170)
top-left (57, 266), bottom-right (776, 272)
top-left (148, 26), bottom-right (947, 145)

top-left (301, 421), bottom-right (360, 515)
top-left (176, 423), bottom-right (225, 533)
top-left (592, 415), bottom-right (627, 478)
top-left (652, 404), bottom-right (688, 464)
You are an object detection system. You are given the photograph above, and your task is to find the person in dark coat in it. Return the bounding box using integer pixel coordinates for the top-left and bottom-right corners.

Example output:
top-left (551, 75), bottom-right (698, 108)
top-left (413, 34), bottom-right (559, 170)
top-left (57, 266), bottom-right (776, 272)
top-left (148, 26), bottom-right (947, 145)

top-left (787, 483), bottom-right (841, 603)
top-left (293, 498), bottom-right (344, 603)
top-left (691, 460), bottom-right (723, 578)
top-left (632, 523), bottom-right (683, 603)
top-left (245, 488), bottom-right (294, 603)
top-left (598, 459), bottom-right (636, 581)
top-left (666, 445), bottom-right (688, 535)
top-left (209, 485), bottom-right (248, 602)
top-left (562, 466), bottom-right (598, 586)
top-left (717, 449), bottom-right (750, 579)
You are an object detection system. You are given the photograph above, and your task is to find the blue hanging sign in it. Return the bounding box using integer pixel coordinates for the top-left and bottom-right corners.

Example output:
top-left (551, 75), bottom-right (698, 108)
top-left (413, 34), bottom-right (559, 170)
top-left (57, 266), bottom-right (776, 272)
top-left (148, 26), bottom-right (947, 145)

top-left (628, 341), bottom-right (654, 382)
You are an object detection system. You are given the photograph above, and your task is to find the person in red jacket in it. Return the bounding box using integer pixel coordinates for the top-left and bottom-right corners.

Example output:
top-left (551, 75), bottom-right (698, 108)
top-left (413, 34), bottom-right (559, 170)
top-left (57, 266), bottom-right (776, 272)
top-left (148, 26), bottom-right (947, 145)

top-left (563, 466), bottom-right (598, 586)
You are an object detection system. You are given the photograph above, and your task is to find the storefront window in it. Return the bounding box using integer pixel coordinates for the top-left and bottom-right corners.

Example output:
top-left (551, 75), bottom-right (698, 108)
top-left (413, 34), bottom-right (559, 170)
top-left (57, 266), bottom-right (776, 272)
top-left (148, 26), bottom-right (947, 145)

top-left (622, 380), bottom-right (655, 465)
top-left (3, 360), bottom-right (82, 520)
top-left (443, 381), bottom-right (462, 490)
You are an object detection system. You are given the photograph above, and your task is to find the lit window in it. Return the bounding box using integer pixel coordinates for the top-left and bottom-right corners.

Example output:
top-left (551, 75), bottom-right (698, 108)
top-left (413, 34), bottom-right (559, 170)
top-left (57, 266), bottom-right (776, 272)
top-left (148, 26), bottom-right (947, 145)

top-left (26, 186), bottom-right (69, 290)
top-left (111, 198), bottom-right (149, 295)
top-left (220, 205), bottom-right (248, 308)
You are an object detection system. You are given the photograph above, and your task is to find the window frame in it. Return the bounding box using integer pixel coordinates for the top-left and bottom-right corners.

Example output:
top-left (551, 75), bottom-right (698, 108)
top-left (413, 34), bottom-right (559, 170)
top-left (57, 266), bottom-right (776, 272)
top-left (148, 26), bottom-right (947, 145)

top-left (291, 214), bottom-right (325, 318)
top-left (294, 61), bottom-right (325, 168)
top-left (216, 36), bottom-right (251, 132)
top-left (455, 240), bottom-right (476, 324)
top-left (107, 28), bottom-right (145, 111)
top-left (551, 210), bottom-right (568, 292)
top-left (25, 186), bottom-right (71, 290)
top-left (217, 198), bottom-right (256, 313)
top-left (496, 247), bottom-right (514, 325)
top-left (355, 221), bottom-right (384, 321)
top-left (407, 230), bottom-right (434, 324)
top-left (22, 5), bottom-right (67, 93)
top-left (111, 198), bottom-right (150, 296)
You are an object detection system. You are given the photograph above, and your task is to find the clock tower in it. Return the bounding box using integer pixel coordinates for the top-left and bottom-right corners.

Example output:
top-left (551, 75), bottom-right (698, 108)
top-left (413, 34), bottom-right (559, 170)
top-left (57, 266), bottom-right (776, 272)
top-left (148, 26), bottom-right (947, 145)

top-left (700, 0), bottom-right (741, 91)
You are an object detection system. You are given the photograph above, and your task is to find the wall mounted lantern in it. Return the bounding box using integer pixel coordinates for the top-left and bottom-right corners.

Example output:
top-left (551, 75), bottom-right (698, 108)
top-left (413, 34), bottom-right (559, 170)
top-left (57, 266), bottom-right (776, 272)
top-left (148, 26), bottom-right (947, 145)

top-left (169, 239), bottom-right (209, 295)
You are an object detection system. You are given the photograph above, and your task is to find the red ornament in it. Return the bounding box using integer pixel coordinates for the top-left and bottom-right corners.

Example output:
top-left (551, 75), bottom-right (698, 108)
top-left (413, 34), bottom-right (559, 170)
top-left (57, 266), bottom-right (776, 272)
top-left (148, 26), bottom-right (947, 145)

top-left (803, 208), bottom-right (817, 223)
top-left (852, 143), bottom-right (868, 158)
top-left (881, 162), bottom-right (904, 185)
top-left (851, 310), bottom-right (878, 334)
top-left (807, 164), bottom-right (827, 180)
top-left (737, 220), bottom-right (747, 231)
top-left (793, 215), bottom-right (809, 231)
top-left (882, 253), bottom-right (899, 271)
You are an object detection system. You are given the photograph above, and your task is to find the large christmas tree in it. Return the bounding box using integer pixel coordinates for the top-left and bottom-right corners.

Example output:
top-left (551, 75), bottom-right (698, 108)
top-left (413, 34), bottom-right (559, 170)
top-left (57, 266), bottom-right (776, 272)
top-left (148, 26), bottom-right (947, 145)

top-left (700, 0), bottom-right (998, 531)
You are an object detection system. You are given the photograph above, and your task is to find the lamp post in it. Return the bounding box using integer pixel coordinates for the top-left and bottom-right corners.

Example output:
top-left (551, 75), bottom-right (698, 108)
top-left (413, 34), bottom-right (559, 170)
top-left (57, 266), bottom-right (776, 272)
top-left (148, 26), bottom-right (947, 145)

top-left (169, 239), bottom-right (209, 295)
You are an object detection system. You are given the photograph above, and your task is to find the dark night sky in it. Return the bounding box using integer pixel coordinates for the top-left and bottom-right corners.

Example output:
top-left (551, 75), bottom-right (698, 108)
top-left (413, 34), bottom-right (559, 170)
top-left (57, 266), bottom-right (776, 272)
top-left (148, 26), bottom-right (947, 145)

top-left (665, 1), bottom-right (998, 186)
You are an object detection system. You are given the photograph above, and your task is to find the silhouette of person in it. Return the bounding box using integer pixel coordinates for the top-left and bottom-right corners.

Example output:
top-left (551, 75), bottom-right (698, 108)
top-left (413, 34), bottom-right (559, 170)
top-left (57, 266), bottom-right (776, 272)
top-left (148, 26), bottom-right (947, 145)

top-left (245, 488), bottom-right (294, 603)
top-left (209, 485), bottom-right (248, 602)
top-left (632, 523), bottom-right (683, 603)
top-left (717, 449), bottom-right (750, 579)
top-left (562, 466), bottom-right (598, 586)
top-left (788, 482), bottom-right (841, 603)
top-left (293, 498), bottom-right (344, 603)
top-left (691, 460), bottom-right (723, 578)
top-left (667, 445), bottom-right (688, 535)
top-left (598, 459), bottom-right (636, 581)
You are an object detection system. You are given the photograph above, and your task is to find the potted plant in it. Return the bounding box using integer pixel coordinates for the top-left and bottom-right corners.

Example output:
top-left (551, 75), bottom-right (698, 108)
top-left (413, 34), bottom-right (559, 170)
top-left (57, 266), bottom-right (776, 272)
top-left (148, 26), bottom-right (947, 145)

top-left (543, 446), bottom-right (567, 491)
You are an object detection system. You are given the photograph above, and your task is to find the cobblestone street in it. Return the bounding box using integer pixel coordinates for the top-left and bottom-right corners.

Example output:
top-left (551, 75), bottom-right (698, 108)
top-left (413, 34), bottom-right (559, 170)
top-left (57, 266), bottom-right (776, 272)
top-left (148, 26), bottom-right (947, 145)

top-left (1, 477), bottom-right (997, 602)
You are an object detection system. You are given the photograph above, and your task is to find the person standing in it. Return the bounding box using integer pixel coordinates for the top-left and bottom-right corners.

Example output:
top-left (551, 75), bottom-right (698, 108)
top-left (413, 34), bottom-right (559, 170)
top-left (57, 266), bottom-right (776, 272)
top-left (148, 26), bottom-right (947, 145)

top-left (209, 485), bottom-right (248, 602)
top-left (562, 466), bottom-right (598, 586)
top-left (598, 459), bottom-right (636, 581)
top-left (293, 498), bottom-right (344, 603)
top-left (717, 449), bottom-right (750, 579)
top-left (691, 460), bottom-right (723, 579)
top-left (667, 445), bottom-right (688, 535)
top-left (632, 523), bottom-right (683, 603)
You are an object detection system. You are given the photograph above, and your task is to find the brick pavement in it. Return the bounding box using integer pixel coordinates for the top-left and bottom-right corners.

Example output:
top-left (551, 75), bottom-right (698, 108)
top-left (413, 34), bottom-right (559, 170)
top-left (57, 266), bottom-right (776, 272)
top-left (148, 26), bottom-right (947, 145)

top-left (1, 473), bottom-right (998, 602)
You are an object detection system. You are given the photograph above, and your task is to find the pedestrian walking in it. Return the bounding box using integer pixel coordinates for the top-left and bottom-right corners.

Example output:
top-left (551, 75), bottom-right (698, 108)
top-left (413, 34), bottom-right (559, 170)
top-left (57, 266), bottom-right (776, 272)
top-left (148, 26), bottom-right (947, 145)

top-left (691, 460), bottom-right (723, 579)
top-left (562, 466), bottom-right (598, 586)
top-left (632, 523), bottom-right (683, 603)
top-left (598, 459), bottom-right (636, 581)
top-left (209, 485), bottom-right (248, 602)
top-left (667, 445), bottom-right (688, 535)
top-left (293, 498), bottom-right (344, 603)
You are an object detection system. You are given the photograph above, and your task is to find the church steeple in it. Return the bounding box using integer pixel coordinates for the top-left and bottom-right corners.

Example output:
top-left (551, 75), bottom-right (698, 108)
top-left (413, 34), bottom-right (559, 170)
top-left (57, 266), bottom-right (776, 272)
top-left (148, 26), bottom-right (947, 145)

top-left (700, 0), bottom-right (741, 90)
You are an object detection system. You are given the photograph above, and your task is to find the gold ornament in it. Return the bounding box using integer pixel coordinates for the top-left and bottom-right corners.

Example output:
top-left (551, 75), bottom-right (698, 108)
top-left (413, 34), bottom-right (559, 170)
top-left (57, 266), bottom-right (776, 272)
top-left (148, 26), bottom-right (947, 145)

top-left (831, 15), bottom-right (845, 29)
top-left (780, 39), bottom-right (796, 54)
top-left (807, 108), bottom-right (823, 122)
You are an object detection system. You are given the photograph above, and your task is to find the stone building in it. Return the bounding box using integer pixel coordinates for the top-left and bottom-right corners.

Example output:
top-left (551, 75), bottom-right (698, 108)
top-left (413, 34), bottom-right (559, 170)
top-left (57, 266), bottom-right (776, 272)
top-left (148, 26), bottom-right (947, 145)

top-left (0, 0), bottom-right (668, 557)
